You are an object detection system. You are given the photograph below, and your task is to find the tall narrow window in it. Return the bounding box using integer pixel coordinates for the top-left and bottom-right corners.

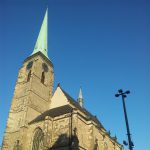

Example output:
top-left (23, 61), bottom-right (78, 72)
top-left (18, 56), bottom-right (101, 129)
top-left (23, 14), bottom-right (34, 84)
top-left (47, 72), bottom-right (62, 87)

top-left (27, 70), bottom-right (31, 82)
top-left (41, 71), bottom-right (45, 84)
top-left (32, 128), bottom-right (44, 150)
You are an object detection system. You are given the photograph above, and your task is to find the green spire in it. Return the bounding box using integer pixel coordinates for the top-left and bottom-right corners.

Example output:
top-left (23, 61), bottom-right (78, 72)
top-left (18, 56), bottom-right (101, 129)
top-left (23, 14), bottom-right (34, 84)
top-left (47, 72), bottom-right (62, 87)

top-left (32, 8), bottom-right (48, 58)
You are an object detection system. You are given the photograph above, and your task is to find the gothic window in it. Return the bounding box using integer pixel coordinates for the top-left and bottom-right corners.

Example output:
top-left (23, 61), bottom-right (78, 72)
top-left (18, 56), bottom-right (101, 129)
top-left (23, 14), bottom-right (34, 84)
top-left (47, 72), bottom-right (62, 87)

top-left (104, 142), bottom-right (108, 150)
top-left (32, 128), bottom-right (44, 150)
top-left (41, 71), bottom-right (45, 84)
top-left (27, 70), bottom-right (31, 82)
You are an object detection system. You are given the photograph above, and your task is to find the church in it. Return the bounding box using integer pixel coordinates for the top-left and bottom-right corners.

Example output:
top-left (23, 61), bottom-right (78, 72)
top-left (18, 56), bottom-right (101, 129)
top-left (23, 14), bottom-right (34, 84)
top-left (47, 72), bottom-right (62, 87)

top-left (2, 9), bottom-right (123, 150)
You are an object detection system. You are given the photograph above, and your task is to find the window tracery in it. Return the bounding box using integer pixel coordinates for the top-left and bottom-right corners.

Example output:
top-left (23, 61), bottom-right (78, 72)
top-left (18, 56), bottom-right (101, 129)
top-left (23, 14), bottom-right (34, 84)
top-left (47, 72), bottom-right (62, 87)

top-left (32, 128), bottom-right (44, 150)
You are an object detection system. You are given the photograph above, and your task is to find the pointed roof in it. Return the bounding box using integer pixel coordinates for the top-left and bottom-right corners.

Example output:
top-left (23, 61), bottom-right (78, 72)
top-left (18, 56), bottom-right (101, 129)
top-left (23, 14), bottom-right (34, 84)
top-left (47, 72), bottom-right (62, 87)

top-left (78, 87), bottom-right (84, 107)
top-left (78, 87), bottom-right (83, 99)
top-left (29, 86), bottom-right (105, 130)
top-left (32, 8), bottom-right (48, 58)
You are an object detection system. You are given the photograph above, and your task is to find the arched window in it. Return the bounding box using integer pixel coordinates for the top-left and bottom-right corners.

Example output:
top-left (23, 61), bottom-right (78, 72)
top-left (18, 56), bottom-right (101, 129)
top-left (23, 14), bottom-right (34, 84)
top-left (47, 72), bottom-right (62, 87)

top-left (41, 71), bottom-right (45, 84)
top-left (32, 128), bottom-right (44, 150)
top-left (27, 70), bottom-right (31, 82)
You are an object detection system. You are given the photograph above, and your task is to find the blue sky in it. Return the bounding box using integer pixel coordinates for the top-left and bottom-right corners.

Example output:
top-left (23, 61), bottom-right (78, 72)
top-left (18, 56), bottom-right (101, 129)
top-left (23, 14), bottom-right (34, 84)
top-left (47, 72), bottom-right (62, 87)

top-left (0, 0), bottom-right (150, 149)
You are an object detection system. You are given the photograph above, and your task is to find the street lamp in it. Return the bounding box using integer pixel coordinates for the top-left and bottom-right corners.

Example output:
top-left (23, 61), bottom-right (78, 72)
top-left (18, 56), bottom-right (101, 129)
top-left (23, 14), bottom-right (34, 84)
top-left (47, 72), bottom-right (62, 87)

top-left (115, 89), bottom-right (134, 150)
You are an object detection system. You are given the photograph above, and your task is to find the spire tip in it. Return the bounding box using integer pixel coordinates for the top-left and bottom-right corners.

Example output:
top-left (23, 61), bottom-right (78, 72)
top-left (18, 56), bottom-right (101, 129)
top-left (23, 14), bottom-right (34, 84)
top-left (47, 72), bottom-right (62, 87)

top-left (31, 9), bottom-right (48, 58)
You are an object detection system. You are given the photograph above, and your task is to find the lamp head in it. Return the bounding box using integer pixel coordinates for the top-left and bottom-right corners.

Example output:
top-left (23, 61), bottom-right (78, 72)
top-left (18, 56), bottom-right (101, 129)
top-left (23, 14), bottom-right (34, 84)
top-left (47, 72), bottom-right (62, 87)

top-left (125, 90), bottom-right (130, 94)
top-left (118, 89), bottom-right (123, 94)
top-left (115, 94), bottom-right (119, 97)
top-left (123, 140), bottom-right (128, 146)
top-left (131, 141), bottom-right (134, 147)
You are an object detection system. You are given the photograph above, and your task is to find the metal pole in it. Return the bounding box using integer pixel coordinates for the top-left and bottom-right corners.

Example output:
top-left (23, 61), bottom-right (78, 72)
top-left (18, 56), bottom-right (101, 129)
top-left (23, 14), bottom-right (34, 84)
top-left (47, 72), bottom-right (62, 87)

top-left (121, 95), bottom-right (133, 150)
top-left (115, 89), bottom-right (133, 150)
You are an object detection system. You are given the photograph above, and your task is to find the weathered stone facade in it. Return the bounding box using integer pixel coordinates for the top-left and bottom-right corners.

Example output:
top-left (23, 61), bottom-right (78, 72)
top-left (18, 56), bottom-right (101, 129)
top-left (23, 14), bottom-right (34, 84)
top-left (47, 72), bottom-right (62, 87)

top-left (2, 52), bottom-right (54, 150)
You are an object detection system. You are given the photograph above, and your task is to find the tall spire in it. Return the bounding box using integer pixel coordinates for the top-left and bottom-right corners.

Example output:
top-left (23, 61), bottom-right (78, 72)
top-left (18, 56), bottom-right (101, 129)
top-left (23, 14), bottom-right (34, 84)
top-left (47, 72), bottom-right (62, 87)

top-left (32, 8), bottom-right (48, 58)
top-left (79, 87), bottom-right (83, 99)
top-left (78, 87), bottom-right (84, 107)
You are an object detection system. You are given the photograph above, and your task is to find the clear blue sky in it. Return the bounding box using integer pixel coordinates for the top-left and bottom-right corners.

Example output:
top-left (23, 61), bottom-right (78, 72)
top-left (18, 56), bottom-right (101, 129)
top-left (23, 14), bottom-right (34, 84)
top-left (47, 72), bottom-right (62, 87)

top-left (0, 0), bottom-right (150, 149)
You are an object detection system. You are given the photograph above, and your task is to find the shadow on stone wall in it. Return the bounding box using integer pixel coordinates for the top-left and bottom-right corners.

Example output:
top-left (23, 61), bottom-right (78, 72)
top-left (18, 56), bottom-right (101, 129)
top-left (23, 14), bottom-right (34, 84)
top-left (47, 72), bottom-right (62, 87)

top-left (49, 129), bottom-right (79, 150)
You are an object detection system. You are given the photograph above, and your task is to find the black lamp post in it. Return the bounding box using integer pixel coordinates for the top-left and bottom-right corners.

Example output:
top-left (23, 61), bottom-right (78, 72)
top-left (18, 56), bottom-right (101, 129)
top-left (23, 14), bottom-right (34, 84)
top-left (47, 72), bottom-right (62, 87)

top-left (115, 89), bottom-right (134, 150)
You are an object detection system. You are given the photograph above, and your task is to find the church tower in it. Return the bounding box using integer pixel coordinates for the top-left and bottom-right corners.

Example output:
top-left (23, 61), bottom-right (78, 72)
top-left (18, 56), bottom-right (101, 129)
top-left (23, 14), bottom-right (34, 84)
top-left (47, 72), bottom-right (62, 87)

top-left (2, 9), bottom-right (54, 149)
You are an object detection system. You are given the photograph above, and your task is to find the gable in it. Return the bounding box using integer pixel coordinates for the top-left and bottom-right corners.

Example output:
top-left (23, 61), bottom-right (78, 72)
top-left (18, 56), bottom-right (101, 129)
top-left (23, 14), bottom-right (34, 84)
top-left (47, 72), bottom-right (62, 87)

top-left (50, 86), bottom-right (69, 109)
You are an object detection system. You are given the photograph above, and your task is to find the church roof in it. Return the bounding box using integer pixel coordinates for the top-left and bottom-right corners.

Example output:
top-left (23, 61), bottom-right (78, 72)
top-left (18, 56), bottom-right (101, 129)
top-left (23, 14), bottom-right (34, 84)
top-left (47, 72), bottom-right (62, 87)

top-left (29, 105), bottom-right (72, 124)
top-left (61, 87), bottom-right (105, 129)
top-left (29, 86), bottom-right (105, 131)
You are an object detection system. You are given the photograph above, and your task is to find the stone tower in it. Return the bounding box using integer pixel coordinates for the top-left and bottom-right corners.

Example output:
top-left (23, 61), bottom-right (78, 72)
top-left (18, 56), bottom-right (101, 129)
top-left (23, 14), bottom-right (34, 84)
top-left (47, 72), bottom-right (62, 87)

top-left (2, 9), bottom-right (54, 149)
